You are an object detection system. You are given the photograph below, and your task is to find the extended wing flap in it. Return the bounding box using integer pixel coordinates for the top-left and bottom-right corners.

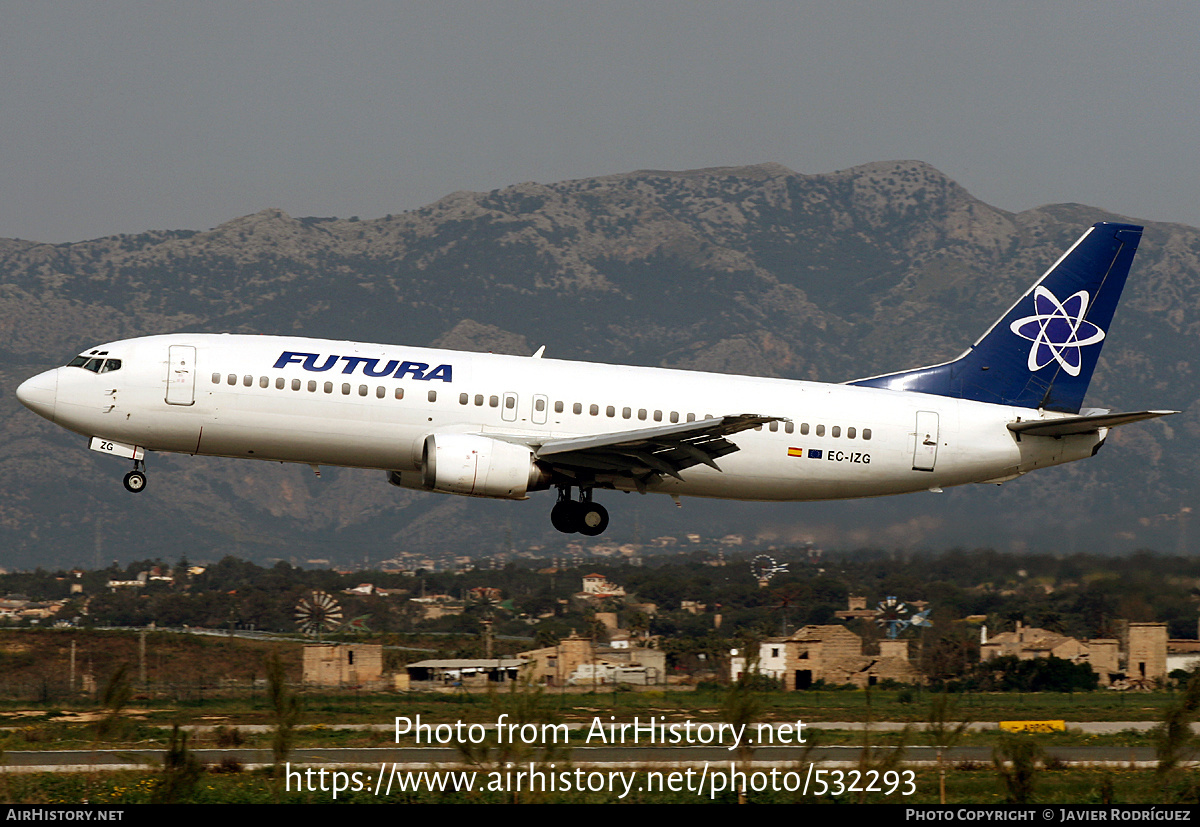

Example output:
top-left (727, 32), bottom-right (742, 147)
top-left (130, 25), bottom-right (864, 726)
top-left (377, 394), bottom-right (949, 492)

top-left (534, 414), bottom-right (780, 479)
top-left (1008, 409), bottom-right (1179, 437)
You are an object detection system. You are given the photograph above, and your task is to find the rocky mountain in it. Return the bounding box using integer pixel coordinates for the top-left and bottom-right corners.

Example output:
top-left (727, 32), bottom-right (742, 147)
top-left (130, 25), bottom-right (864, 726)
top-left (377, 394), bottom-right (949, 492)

top-left (1, 161), bottom-right (1196, 569)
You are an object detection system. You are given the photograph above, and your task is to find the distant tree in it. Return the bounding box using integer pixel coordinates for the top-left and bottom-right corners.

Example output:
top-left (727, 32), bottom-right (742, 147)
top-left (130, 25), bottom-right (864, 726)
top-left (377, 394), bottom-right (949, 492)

top-left (964, 655), bottom-right (1098, 693)
top-left (993, 734), bottom-right (1045, 804)
top-left (1153, 671), bottom-right (1200, 802)
top-left (266, 653), bottom-right (301, 786)
top-left (920, 624), bottom-right (978, 683)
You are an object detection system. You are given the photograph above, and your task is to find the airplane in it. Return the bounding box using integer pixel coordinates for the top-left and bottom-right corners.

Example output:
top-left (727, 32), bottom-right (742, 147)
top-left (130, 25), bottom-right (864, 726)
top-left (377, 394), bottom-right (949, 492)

top-left (15, 222), bottom-right (1177, 537)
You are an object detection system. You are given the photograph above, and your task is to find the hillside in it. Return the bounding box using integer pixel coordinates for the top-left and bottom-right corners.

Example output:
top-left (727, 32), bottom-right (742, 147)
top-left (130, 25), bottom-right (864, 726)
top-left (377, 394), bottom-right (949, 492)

top-left (1, 161), bottom-right (1196, 568)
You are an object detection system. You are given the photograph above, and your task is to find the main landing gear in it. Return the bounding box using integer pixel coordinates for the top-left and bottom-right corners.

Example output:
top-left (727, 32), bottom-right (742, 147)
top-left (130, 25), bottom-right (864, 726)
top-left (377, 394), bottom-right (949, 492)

top-left (550, 486), bottom-right (609, 536)
top-left (122, 460), bottom-right (147, 493)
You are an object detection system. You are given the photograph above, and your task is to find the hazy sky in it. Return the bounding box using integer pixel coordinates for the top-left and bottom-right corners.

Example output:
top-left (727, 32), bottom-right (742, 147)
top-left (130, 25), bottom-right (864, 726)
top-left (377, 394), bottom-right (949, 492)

top-left (3, 2), bottom-right (1197, 243)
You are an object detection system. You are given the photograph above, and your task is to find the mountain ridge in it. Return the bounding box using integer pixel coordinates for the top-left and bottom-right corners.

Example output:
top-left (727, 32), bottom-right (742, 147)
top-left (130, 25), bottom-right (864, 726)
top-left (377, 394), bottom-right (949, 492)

top-left (0, 160), bottom-right (1195, 568)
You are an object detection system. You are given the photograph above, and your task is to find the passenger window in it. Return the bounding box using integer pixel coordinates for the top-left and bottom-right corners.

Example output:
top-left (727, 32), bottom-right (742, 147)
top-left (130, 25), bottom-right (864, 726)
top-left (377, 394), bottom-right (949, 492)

top-left (638, 408), bottom-right (647, 420)
top-left (490, 395), bottom-right (499, 408)
top-left (395, 388), bottom-right (404, 400)
top-left (801, 423), bottom-right (809, 435)
top-left (505, 396), bottom-right (515, 409)
top-left (755, 424), bottom-right (762, 431)
top-left (359, 385), bottom-right (368, 397)
top-left (686, 413), bottom-right (695, 422)
top-left (622, 407), bottom-right (631, 419)
top-left (769, 421), bottom-right (778, 432)
top-left (606, 406), bottom-right (615, 417)
top-left (816, 424), bottom-right (825, 437)
top-left (212, 373), bottom-right (221, 384)
top-left (459, 393), bottom-right (468, 405)
top-left (376, 387), bottom-right (385, 399)
top-left (863, 428), bottom-right (872, 440)
top-left (535, 398), bottom-right (546, 412)
top-left (574, 403), bottom-right (583, 415)
top-left (475, 394), bottom-right (484, 406)
top-left (307, 380), bottom-right (317, 392)
top-left (428, 390), bottom-right (437, 403)
top-left (227, 374), bottom-right (236, 385)
top-left (554, 401), bottom-right (563, 413)
top-left (292, 379), bottom-right (301, 391)
top-left (323, 382), bottom-right (333, 393)
top-left (670, 412), bottom-right (679, 423)
top-left (276, 377), bottom-right (285, 390)
top-left (832, 426), bottom-right (841, 438)
top-left (259, 376), bottom-right (268, 388)
top-left (243, 375), bottom-right (253, 387)
top-left (342, 383), bottom-right (351, 395)
top-left (847, 427), bottom-right (856, 439)
top-left (654, 410), bottom-right (663, 422)
top-left (590, 404), bottom-right (599, 416)
top-left (785, 422), bottom-right (794, 434)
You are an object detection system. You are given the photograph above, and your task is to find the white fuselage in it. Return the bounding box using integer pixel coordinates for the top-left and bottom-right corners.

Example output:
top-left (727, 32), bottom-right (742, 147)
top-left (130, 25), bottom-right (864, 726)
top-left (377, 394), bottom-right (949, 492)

top-left (17, 333), bottom-right (1102, 503)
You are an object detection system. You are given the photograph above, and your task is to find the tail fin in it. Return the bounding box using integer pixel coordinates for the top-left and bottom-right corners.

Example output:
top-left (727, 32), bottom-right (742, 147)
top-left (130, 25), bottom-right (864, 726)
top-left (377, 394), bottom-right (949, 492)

top-left (850, 222), bottom-right (1143, 413)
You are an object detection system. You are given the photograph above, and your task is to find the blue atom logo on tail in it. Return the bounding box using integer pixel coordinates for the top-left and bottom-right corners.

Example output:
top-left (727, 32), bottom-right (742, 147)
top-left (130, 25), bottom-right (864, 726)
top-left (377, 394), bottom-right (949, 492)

top-left (1009, 286), bottom-right (1105, 376)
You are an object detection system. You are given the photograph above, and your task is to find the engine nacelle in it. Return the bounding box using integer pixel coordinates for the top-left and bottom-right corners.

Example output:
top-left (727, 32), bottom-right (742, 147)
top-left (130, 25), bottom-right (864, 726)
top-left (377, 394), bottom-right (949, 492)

top-left (397, 433), bottom-right (548, 499)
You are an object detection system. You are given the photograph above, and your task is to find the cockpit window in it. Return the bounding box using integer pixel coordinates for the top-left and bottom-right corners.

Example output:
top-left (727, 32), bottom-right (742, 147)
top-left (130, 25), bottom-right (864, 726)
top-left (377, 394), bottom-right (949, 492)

top-left (67, 356), bottom-right (121, 373)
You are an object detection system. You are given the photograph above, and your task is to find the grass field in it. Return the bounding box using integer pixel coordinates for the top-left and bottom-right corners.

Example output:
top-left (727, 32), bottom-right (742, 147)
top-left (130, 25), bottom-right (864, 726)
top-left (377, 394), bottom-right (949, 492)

top-left (0, 628), bottom-right (1195, 804)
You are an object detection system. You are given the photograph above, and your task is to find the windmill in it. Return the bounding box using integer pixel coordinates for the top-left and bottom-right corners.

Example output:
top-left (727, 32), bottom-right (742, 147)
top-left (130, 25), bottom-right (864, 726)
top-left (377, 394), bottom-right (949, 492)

top-left (294, 590), bottom-right (344, 640)
top-left (750, 555), bottom-right (788, 587)
top-left (873, 595), bottom-right (933, 639)
top-left (468, 586), bottom-right (503, 658)
top-left (770, 584), bottom-right (805, 636)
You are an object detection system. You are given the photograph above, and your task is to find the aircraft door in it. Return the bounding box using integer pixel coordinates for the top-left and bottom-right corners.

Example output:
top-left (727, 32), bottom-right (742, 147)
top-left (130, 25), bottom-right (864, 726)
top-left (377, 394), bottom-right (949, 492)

top-left (166, 345), bottom-right (197, 406)
top-left (501, 392), bottom-right (518, 423)
top-left (532, 394), bottom-right (548, 425)
top-left (912, 411), bottom-right (939, 471)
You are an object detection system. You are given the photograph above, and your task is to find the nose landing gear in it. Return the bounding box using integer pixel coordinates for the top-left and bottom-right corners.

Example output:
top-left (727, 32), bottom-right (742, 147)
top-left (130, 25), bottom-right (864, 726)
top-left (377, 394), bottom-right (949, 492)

top-left (550, 486), bottom-right (609, 536)
top-left (122, 460), bottom-right (147, 493)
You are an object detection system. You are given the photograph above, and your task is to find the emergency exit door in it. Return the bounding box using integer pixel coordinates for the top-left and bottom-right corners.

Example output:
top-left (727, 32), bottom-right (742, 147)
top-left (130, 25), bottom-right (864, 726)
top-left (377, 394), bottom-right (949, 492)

top-left (912, 411), bottom-right (939, 471)
top-left (166, 345), bottom-right (196, 406)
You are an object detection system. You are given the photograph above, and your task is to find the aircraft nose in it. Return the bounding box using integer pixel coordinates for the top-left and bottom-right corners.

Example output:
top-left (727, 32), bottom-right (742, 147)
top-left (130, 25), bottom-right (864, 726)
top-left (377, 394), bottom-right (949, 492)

top-left (16, 369), bottom-right (58, 422)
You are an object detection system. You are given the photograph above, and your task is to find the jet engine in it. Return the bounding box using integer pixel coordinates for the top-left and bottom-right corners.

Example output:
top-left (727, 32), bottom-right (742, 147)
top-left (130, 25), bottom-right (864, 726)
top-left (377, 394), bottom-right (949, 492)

top-left (389, 433), bottom-right (549, 499)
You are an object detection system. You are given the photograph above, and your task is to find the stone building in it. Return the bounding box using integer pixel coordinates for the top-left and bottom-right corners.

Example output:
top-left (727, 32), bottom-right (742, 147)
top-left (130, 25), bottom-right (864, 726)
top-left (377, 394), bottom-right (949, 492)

top-left (518, 631), bottom-right (595, 686)
top-left (518, 631), bottom-right (666, 686)
top-left (980, 620), bottom-right (1169, 686)
top-left (1125, 622), bottom-right (1168, 686)
top-left (302, 644), bottom-right (384, 687)
top-left (732, 625), bottom-right (923, 689)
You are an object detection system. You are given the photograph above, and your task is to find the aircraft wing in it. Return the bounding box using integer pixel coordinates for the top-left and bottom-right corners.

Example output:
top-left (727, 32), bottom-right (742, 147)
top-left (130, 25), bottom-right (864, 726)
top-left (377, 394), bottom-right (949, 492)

top-left (529, 414), bottom-right (781, 488)
top-left (1007, 409), bottom-right (1179, 437)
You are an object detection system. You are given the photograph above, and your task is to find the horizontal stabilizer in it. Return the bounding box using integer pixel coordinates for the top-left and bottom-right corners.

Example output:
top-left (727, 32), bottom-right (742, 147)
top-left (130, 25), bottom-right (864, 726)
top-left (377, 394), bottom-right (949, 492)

top-left (1007, 409), bottom-right (1179, 437)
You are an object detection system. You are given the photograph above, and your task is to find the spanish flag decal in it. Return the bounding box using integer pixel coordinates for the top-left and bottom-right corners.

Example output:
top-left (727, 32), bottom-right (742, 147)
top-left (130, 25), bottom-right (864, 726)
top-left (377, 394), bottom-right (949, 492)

top-left (787, 447), bottom-right (804, 458)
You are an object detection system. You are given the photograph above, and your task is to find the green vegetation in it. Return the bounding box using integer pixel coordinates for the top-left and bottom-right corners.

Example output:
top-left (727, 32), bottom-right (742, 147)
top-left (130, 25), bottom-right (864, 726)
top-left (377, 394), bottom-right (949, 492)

top-left (1152, 672), bottom-right (1200, 803)
top-left (992, 733), bottom-right (1046, 804)
top-left (6, 548), bottom-right (1199, 666)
